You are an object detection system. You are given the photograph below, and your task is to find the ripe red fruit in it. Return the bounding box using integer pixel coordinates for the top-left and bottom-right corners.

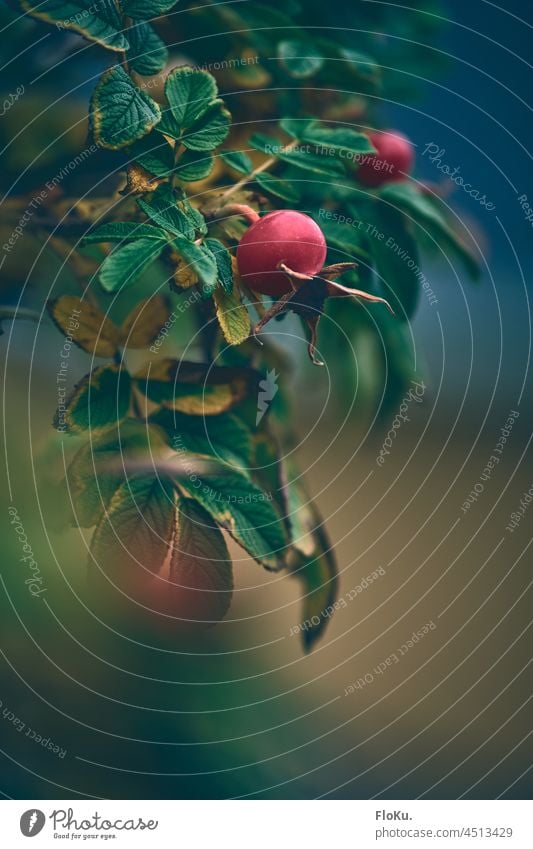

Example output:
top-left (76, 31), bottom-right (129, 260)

top-left (357, 130), bottom-right (414, 187)
top-left (237, 209), bottom-right (327, 296)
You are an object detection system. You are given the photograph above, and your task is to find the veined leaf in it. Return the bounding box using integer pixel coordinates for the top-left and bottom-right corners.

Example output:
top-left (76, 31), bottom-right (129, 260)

top-left (213, 284), bottom-right (251, 345)
top-left (20, 0), bottom-right (128, 52)
top-left (127, 21), bottom-right (168, 76)
top-left (119, 295), bottom-right (171, 348)
top-left (99, 237), bottom-right (165, 292)
top-left (55, 364), bottom-right (131, 434)
top-left (138, 184), bottom-right (206, 239)
top-left (279, 117), bottom-right (315, 139)
top-left (300, 124), bottom-right (376, 156)
top-left (204, 238), bottom-right (233, 294)
top-left (90, 66), bottom-right (161, 150)
top-left (122, 0), bottom-right (178, 19)
top-left (164, 66), bottom-right (218, 130)
top-left (83, 221), bottom-right (167, 244)
top-left (219, 150), bottom-right (253, 175)
top-left (47, 295), bottom-right (120, 358)
top-left (171, 236), bottom-right (217, 289)
top-left (174, 455), bottom-right (288, 570)
top-left (171, 498), bottom-right (233, 624)
top-left (278, 40), bottom-right (324, 78)
top-left (175, 149), bottom-right (215, 182)
top-left (182, 100), bottom-right (231, 152)
top-left (90, 476), bottom-right (175, 578)
top-left (129, 135), bottom-right (175, 177)
top-left (155, 409), bottom-right (252, 469)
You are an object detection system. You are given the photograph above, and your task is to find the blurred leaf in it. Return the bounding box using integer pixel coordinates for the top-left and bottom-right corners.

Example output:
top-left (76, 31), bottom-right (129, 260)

top-left (299, 124), bottom-right (375, 155)
top-left (127, 21), bottom-right (168, 76)
top-left (47, 296), bottom-right (120, 358)
top-left (220, 150), bottom-right (253, 174)
top-left (119, 295), bottom-right (171, 348)
top-left (213, 283), bottom-right (251, 345)
top-left (278, 40), bottom-right (324, 78)
top-left (286, 471), bottom-right (338, 651)
top-left (255, 172), bottom-right (300, 203)
top-left (171, 498), bottom-right (233, 624)
top-left (378, 182), bottom-right (481, 280)
top-left (56, 365), bottom-right (131, 434)
top-left (90, 66), bottom-right (161, 150)
top-left (367, 203), bottom-right (421, 319)
top-left (99, 238), bottom-right (165, 292)
top-left (20, 0), bottom-right (128, 51)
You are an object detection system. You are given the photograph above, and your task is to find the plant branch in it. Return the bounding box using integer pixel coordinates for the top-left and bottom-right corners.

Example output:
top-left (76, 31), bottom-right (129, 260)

top-left (219, 139), bottom-right (299, 202)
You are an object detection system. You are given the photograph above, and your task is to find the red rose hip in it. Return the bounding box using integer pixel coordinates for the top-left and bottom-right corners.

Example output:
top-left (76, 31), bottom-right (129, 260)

top-left (237, 209), bottom-right (327, 297)
top-left (357, 130), bottom-right (414, 187)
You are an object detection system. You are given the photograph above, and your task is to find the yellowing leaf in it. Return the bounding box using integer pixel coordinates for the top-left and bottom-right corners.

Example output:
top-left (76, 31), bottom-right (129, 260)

top-left (47, 296), bottom-right (120, 358)
top-left (213, 284), bottom-right (250, 345)
top-left (120, 295), bottom-right (171, 348)
top-left (134, 359), bottom-right (252, 415)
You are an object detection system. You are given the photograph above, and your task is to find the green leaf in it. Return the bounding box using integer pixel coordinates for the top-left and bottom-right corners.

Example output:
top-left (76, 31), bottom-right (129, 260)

top-left (83, 221), bottom-right (167, 244)
top-left (175, 149), bottom-right (215, 182)
top-left (278, 147), bottom-right (345, 177)
top-left (127, 21), bottom-right (168, 76)
top-left (286, 471), bottom-right (338, 651)
top-left (340, 48), bottom-right (381, 86)
top-left (171, 236), bottom-right (218, 289)
top-left (213, 284), bottom-right (251, 345)
top-left (138, 185), bottom-right (206, 239)
top-left (156, 410), bottom-right (252, 469)
top-left (55, 365), bottom-right (131, 435)
top-left (278, 40), bottom-right (324, 78)
top-left (90, 476), bottom-right (175, 579)
top-left (378, 182), bottom-right (481, 280)
top-left (255, 172), bottom-right (300, 203)
top-left (99, 237), bottom-right (165, 293)
top-left (171, 498), bottom-right (233, 624)
top-left (300, 124), bottom-right (376, 156)
top-left (249, 132), bottom-right (280, 155)
top-left (164, 67), bottom-right (218, 130)
top-left (204, 238), bottom-right (233, 294)
top-left (219, 150), bottom-right (253, 174)
top-left (279, 117), bottom-right (315, 139)
top-left (69, 421), bottom-right (171, 525)
top-left (20, 0), bottom-right (128, 52)
top-left (175, 455), bottom-right (288, 570)
top-left (129, 135), bottom-right (175, 177)
top-left (366, 205), bottom-right (421, 319)
top-left (182, 100), bottom-right (231, 152)
top-left (90, 66), bottom-right (161, 150)
top-left (122, 0), bottom-right (178, 19)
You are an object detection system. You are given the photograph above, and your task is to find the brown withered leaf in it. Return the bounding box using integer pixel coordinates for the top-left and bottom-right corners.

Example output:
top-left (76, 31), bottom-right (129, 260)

top-left (119, 295), bottom-right (171, 348)
top-left (47, 295), bottom-right (120, 358)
